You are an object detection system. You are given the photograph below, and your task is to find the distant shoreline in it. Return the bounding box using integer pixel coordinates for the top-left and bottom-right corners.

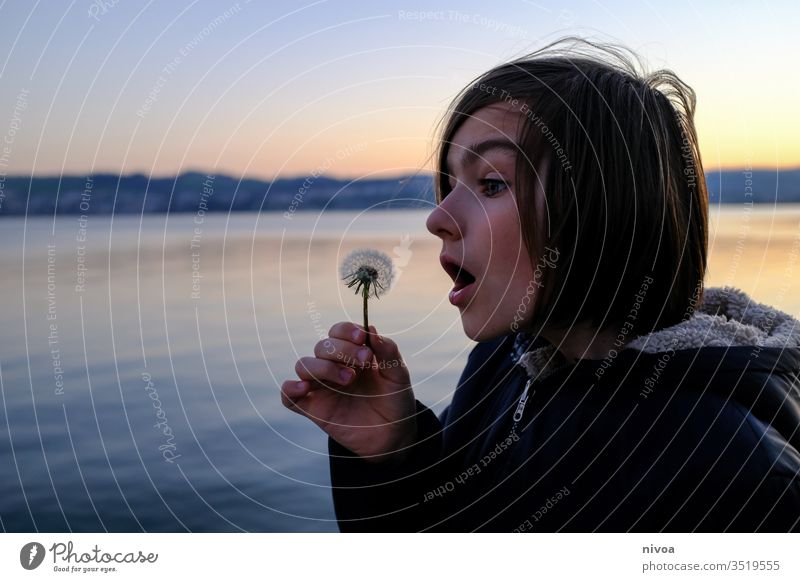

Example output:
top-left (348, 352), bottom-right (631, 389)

top-left (2, 169), bottom-right (800, 216)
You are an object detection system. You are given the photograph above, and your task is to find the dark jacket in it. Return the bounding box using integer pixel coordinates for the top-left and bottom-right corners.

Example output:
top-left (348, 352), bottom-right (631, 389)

top-left (328, 287), bottom-right (800, 532)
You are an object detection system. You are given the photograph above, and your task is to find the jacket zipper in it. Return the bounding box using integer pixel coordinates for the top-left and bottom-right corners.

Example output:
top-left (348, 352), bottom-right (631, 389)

top-left (509, 377), bottom-right (534, 437)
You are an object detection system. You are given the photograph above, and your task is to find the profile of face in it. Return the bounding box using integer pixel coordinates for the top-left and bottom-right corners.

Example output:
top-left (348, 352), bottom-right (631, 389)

top-left (426, 102), bottom-right (548, 342)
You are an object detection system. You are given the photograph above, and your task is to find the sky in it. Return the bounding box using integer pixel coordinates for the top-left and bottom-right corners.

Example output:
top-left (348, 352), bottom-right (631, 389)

top-left (1, 0), bottom-right (798, 180)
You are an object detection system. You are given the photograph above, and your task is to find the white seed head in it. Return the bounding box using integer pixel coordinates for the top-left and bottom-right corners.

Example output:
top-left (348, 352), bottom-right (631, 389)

top-left (340, 248), bottom-right (396, 298)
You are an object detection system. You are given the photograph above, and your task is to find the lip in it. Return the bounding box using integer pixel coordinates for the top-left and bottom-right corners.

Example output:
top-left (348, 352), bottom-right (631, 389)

top-left (449, 280), bottom-right (476, 307)
top-left (439, 253), bottom-right (478, 307)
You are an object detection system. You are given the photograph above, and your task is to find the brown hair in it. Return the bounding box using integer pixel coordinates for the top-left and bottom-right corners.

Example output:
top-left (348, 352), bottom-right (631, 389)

top-left (434, 37), bottom-right (708, 337)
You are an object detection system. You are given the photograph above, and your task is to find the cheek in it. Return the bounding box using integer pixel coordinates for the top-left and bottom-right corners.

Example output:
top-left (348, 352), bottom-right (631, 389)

top-left (487, 209), bottom-right (529, 282)
top-left (491, 225), bottom-right (537, 311)
top-left (510, 262), bottom-right (537, 308)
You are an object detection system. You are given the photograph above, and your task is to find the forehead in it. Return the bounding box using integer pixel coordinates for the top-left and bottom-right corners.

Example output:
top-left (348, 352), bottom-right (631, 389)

top-left (451, 103), bottom-right (523, 142)
top-left (446, 103), bottom-right (525, 169)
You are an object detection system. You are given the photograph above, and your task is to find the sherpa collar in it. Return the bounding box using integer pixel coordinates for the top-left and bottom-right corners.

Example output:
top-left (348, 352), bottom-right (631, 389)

top-left (512, 286), bottom-right (800, 381)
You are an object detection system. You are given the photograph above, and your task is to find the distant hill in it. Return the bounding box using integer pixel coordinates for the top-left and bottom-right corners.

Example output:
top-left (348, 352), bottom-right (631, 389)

top-left (0, 172), bottom-right (436, 216)
top-left (0, 168), bottom-right (798, 216)
top-left (705, 168), bottom-right (800, 204)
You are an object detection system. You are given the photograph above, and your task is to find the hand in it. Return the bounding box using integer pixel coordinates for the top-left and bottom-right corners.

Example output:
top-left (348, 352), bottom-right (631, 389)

top-left (281, 322), bottom-right (417, 463)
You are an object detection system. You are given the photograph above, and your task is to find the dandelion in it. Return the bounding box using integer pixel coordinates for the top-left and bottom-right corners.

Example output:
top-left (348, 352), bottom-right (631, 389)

top-left (340, 248), bottom-right (395, 349)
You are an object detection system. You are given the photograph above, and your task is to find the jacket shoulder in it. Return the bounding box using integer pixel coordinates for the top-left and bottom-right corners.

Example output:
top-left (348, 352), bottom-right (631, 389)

top-left (450, 335), bottom-right (517, 405)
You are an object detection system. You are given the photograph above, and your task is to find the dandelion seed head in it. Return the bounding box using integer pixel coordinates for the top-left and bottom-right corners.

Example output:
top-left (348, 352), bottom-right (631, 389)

top-left (340, 248), bottom-right (395, 299)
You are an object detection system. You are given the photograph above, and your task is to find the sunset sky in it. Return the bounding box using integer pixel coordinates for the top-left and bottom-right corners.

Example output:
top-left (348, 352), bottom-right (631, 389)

top-left (1, 0), bottom-right (798, 180)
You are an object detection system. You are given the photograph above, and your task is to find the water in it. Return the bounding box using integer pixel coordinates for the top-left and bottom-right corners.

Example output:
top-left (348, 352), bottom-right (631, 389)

top-left (1, 205), bottom-right (799, 532)
top-left (0, 209), bottom-right (468, 532)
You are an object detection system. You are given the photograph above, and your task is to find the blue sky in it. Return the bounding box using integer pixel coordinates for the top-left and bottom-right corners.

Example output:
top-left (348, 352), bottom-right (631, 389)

top-left (1, 0), bottom-right (798, 179)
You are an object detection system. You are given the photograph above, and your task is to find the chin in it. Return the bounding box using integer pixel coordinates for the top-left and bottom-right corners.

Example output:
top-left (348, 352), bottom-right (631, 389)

top-left (460, 314), bottom-right (509, 343)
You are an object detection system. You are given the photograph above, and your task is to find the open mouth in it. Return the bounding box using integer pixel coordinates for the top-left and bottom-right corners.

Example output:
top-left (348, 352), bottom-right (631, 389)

top-left (440, 255), bottom-right (478, 306)
top-left (441, 256), bottom-right (476, 289)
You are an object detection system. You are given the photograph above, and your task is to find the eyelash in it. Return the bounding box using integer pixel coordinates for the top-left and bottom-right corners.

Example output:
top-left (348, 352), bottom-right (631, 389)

top-left (478, 178), bottom-right (509, 197)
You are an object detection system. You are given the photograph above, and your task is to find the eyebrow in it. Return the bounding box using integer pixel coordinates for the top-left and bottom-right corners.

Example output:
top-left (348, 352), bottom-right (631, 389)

top-left (445, 138), bottom-right (519, 176)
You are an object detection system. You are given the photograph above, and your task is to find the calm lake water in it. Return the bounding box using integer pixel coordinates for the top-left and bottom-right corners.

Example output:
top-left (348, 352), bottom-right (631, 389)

top-left (1, 205), bottom-right (799, 532)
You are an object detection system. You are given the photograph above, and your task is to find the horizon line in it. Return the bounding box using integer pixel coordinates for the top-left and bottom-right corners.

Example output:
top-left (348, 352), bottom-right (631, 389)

top-left (5, 165), bottom-right (800, 182)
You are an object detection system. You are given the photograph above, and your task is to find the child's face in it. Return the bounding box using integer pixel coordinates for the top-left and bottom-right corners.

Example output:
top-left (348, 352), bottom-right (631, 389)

top-left (427, 102), bottom-right (546, 341)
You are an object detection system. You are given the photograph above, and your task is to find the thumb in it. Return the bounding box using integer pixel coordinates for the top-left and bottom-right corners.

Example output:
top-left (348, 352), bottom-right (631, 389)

top-left (367, 325), bottom-right (409, 385)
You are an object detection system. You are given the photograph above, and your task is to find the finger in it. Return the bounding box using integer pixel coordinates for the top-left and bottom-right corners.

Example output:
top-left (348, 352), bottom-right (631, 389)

top-left (367, 325), bottom-right (410, 385)
top-left (280, 380), bottom-right (311, 417)
top-left (295, 356), bottom-right (356, 386)
top-left (314, 337), bottom-right (373, 367)
top-left (281, 378), bottom-right (311, 400)
top-left (329, 321), bottom-right (367, 345)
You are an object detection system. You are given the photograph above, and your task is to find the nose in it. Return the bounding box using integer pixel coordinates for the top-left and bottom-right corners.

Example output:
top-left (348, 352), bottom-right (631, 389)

top-left (426, 194), bottom-right (461, 241)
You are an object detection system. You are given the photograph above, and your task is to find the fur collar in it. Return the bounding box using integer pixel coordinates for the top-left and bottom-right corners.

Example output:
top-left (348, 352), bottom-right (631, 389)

top-left (513, 286), bottom-right (800, 381)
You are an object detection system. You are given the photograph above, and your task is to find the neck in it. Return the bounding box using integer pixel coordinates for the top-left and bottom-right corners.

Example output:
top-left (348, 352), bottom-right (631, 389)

top-left (539, 322), bottom-right (622, 364)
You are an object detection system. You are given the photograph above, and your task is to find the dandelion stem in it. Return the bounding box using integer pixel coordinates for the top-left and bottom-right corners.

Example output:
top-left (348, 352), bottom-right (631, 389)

top-left (362, 285), bottom-right (371, 350)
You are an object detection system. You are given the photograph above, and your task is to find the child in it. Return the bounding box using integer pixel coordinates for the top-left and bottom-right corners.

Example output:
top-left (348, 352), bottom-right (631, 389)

top-left (281, 37), bottom-right (800, 532)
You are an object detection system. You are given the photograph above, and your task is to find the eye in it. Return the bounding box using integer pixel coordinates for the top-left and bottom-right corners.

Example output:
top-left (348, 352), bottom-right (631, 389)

top-left (478, 178), bottom-right (509, 198)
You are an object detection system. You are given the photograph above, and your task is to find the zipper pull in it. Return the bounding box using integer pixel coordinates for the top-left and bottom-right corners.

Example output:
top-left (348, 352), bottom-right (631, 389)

top-left (513, 378), bottom-right (533, 422)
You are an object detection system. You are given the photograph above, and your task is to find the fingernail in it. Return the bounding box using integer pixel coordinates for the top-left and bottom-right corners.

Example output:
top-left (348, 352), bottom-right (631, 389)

top-left (352, 328), bottom-right (361, 342)
top-left (339, 368), bottom-right (354, 383)
top-left (358, 348), bottom-right (370, 365)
